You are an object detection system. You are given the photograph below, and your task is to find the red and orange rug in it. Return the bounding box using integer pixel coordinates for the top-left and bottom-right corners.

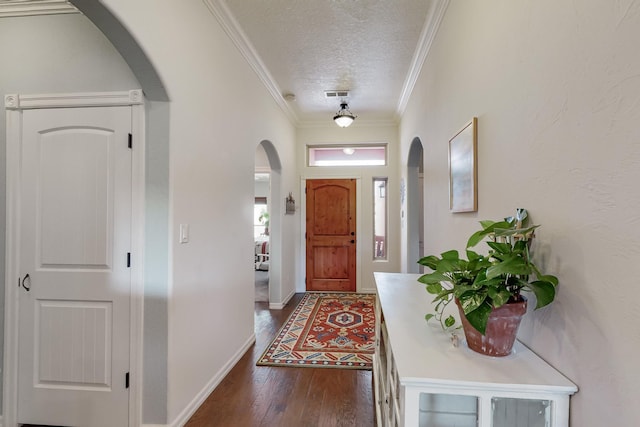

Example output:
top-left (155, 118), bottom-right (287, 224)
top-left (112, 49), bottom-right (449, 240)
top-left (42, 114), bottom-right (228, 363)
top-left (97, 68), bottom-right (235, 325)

top-left (257, 292), bottom-right (376, 369)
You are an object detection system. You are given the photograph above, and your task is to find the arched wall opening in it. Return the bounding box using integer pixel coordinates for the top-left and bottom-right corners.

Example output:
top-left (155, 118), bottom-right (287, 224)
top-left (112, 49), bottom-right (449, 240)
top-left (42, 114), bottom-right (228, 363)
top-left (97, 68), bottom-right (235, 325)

top-left (71, 0), bottom-right (168, 101)
top-left (256, 140), bottom-right (284, 306)
top-left (407, 137), bottom-right (424, 273)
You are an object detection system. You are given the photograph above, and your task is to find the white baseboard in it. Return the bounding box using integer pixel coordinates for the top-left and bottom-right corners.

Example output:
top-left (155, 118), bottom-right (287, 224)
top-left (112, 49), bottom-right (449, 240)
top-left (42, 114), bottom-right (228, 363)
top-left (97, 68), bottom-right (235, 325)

top-left (167, 333), bottom-right (256, 427)
top-left (269, 288), bottom-right (295, 309)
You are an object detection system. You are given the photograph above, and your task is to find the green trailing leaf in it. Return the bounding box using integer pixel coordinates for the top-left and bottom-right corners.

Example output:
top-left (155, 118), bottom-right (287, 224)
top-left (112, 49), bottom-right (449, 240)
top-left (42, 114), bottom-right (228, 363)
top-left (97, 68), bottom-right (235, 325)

top-left (418, 271), bottom-right (449, 284)
top-left (472, 268), bottom-right (488, 282)
top-left (425, 313), bottom-right (435, 322)
top-left (466, 250), bottom-right (481, 261)
top-left (431, 289), bottom-right (454, 307)
top-left (425, 283), bottom-right (443, 295)
top-left (459, 291), bottom-right (487, 314)
top-left (466, 229), bottom-right (487, 249)
top-left (526, 280), bottom-right (556, 308)
top-left (486, 241), bottom-right (512, 254)
top-left (537, 274), bottom-right (559, 287)
top-left (417, 255), bottom-right (441, 269)
top-left (441, 250), bottom-right (460, 260)
top-left (512, 239), bottom-right (529, 254)
top-left (486, 254), bottom-right (531, 279)
top-left (444, 315), bottom-right (456, 328)
top-left (479, 220), bottom-right (497, 229)
top-left (466, 257), bottom-right (490, 276)
top-left (464, 301), bottom-right (493, 335)
top-left (466, 220), bottom-right (512, 248)
top-left (436, 258), bottom-right (462, 274)
top-left (487, 286), bottom-right (511, 308)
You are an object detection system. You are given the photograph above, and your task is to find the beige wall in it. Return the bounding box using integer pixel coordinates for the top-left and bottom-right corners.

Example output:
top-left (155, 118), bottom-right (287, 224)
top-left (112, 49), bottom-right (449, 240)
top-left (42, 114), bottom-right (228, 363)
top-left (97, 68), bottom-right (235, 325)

top-left (400, 1), bottom-right (640, 425)
top-left (100, 1), bottom-right (299, 423)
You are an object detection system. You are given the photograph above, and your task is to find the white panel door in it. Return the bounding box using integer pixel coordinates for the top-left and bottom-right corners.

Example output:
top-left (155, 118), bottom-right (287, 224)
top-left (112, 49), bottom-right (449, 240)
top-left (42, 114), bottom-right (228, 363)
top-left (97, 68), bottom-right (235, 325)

top-left (17, 106), bottom-right (132, 427)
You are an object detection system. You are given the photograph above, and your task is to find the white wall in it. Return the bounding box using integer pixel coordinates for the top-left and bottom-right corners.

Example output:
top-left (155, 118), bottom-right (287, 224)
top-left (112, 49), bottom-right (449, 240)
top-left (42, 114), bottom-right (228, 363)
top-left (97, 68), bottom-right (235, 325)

top-left (143, 99), bottom-right (171, 423)
top-left (0, 12), bottom-right (141, 415)
top-left (400, 1), bottom-right (640, 425)
top-left (99, 1), bottom-right (298, 423)
top-left (297, 123), bottom-right (400, 293)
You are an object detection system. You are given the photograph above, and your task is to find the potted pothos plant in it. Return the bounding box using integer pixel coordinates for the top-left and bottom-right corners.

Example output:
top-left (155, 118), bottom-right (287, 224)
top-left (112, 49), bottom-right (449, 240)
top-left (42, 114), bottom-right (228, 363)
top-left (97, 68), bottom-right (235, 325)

top-left (417, 209), bottom-right (558, 356)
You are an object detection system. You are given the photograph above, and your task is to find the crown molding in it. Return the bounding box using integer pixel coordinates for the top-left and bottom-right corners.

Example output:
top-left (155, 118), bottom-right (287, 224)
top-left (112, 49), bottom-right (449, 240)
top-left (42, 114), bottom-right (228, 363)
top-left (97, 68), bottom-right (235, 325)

top-left (202, 0), bottom-right (298, 125)
top-left (396, 0), bottom-right (450, 116)
top-left (0, 0), bottom-right (79, 17)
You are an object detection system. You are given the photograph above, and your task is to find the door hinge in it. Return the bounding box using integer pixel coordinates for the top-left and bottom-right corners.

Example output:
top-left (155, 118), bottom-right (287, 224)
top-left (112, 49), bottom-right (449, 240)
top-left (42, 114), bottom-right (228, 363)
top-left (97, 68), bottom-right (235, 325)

top-left (128, 133), bottom-right (133, 149)
top-left (125, 372), bottom-right (130, 389)
top-left (127, 252), bottom-right (131, 268)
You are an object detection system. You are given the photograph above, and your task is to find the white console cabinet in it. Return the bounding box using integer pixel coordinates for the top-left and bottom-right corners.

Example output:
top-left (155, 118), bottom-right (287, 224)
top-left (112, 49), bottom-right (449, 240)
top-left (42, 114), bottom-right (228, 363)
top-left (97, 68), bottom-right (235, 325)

top-left (373, 272), bottom-right (577, 427)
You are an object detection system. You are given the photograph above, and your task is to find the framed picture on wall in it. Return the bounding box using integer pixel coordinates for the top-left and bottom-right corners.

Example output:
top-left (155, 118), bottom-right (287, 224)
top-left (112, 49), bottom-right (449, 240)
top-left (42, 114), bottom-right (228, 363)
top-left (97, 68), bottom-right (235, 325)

top-left (285, 192), bottom-right (296, 214)
top-left (449, 117), bottom-right (478, 212)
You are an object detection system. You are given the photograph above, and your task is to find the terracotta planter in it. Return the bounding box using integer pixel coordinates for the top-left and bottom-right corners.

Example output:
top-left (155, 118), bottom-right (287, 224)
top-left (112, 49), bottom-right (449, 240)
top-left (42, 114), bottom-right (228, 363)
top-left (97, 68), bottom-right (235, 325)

top-left (456, 297), bottom-right (527, 357)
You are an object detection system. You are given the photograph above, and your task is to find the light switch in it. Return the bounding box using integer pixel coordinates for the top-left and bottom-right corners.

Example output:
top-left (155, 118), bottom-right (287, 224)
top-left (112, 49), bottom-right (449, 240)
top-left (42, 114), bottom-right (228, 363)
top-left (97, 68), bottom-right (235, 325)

top-left (179, 224), bottom-right (189, 244)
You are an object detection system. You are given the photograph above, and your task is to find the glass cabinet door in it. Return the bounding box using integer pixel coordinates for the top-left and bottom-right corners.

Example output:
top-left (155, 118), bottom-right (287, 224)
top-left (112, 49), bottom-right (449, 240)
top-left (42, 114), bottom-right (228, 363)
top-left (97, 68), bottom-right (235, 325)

top-left (418, 393), bottom-right (478, 427)
top-left (492, 397), bottom-right (551, 427)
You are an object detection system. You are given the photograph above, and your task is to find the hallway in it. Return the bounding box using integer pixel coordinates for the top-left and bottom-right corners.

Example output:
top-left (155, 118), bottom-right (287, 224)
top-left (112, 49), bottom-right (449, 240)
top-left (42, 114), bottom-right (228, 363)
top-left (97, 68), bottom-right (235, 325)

top-left (185, 294), bottom-right (376, 427)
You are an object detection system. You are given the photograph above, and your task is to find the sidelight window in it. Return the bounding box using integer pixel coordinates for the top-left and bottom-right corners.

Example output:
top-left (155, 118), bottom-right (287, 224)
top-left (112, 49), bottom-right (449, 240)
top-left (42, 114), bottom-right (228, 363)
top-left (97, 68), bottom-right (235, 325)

top-left (373, 178), bottom-right (387, 260)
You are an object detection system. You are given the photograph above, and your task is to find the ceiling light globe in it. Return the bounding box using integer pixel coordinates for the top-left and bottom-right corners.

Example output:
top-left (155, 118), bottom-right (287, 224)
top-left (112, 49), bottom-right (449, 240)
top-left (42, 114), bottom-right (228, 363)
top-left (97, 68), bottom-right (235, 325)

top-left (334, 114), bottom-right (355, 128)
top-left (332, 101), bottom-right (356, 127)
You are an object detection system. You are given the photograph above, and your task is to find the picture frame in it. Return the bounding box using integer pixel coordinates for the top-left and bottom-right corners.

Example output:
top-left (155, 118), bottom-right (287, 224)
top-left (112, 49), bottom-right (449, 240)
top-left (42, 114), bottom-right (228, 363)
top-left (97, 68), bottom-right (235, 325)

top-left (449, 117), bottom-right (478, 212)
top-left (285, 192), bottom-right (296, 215)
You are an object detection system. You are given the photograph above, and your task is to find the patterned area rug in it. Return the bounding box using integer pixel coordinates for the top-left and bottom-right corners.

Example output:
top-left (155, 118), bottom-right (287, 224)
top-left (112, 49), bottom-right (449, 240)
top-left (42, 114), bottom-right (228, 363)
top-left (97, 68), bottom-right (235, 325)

top-left (257, 292), bottom-right (376, 369)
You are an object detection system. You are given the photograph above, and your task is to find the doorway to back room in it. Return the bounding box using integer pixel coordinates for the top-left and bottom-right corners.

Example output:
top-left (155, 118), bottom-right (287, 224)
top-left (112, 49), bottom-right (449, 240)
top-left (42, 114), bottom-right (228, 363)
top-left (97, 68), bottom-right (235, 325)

top-left (254, 146), bottom-right (270, 303)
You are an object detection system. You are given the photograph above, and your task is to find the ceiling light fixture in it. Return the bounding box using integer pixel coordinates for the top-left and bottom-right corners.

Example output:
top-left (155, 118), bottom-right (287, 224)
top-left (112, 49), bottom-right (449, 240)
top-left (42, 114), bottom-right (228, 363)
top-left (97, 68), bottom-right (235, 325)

top-left (333, 102), bottom-right (357, 128)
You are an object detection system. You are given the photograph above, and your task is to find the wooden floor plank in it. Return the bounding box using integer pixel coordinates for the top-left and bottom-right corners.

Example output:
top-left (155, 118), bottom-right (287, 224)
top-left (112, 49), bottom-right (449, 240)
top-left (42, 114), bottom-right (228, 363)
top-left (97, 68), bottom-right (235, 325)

top-left (185, 293), bottom-right (375, 427)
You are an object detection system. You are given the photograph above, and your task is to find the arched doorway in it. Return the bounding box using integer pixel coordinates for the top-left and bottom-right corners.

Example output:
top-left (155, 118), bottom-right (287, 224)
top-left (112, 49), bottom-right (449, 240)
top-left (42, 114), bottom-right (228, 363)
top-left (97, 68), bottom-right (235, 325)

top-left (255, 140), bottom-right (283, 306)
top-left (254, 145), bottom-right (270, 302)
top-left (407, 137), bottom-right (424, 273)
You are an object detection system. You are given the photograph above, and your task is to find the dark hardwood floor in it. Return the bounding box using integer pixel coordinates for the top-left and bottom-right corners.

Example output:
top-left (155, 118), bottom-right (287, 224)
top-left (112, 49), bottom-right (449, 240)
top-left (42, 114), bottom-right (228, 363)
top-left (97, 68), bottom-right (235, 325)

top-left (185, 293), bottom-right (376, 427)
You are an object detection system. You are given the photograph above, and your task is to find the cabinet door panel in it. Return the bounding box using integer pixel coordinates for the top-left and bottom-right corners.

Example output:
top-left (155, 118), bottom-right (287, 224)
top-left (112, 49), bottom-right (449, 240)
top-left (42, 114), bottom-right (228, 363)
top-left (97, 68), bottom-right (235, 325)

top-left (419, 393), bottom-right (478, 427)
top-left (492, 397), bottom-right (550, 427)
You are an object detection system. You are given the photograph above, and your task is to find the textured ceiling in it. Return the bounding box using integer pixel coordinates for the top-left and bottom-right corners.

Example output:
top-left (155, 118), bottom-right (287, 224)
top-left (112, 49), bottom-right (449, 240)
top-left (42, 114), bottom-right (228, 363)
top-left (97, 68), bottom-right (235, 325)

top-left (223, 0), bottom-right (437, 124)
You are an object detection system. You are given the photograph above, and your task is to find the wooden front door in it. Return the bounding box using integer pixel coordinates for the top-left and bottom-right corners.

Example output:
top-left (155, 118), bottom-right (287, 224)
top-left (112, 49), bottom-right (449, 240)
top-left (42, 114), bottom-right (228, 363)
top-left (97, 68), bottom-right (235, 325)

top-left (306, 179), bottom-right (356, 292)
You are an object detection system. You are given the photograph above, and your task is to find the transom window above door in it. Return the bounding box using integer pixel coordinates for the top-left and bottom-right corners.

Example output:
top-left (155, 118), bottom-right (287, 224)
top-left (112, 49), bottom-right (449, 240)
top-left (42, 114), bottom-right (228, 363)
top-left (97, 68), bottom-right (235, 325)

top-left (307, 144), bottom-right (387, 167)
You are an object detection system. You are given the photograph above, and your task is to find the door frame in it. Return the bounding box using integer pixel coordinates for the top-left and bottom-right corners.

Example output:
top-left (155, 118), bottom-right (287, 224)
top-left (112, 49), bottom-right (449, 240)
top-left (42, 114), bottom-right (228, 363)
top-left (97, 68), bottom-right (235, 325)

top-left (300, 175), bottom-right (362, 293)
top-left (406, 137), bottom-right (424, 274)
top-left (3, 90), bottom-right (146, 427)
